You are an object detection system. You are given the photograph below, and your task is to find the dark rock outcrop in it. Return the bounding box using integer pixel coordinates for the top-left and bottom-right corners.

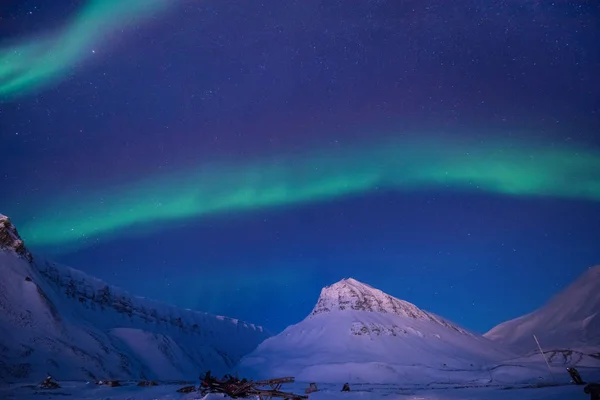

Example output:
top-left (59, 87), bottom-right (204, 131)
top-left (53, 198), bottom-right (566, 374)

top-left (0, 215), bottom-right (32, 262)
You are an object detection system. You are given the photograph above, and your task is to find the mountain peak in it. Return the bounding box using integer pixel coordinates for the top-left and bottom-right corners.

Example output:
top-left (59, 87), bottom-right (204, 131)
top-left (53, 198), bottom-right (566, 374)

top-left (310, 277), bottom-right (469, 334)
top-left (331, 277), bottom-right (377, 292)
top-left (239, 278), bottom-right (508, 383)
top-left (311, 277), bottom-right (423, 317)
top-left (0, 214), bottom-right (32, 262)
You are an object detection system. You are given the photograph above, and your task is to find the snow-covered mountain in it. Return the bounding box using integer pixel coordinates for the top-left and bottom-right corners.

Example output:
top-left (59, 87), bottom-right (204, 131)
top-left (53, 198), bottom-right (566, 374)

top-left (484, 265), bottom-right (600, 355)
top-left (237, 278), bottom-right (514, 384)
top-left (0, 214), bottom-right (270, 383)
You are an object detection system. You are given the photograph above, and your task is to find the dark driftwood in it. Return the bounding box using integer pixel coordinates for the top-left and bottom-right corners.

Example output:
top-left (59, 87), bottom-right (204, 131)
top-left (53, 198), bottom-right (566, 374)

top-left (198, 374), bottom-right (307, 399)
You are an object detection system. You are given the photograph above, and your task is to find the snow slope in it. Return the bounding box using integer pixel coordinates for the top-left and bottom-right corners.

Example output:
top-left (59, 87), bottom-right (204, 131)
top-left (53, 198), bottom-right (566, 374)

top-left (237, 278), bottom-right (518, 384)
top-left (484, 265), bottom-right (600, 355)
top-left (0, 214), bottom-right (270, 383)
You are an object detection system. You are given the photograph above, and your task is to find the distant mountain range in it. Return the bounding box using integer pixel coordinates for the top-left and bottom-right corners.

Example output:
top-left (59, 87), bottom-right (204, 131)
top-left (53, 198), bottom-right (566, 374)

top-left (0, 214), bottom-right (269, 383)
top-left (1, 212), bottom-right (598, 385)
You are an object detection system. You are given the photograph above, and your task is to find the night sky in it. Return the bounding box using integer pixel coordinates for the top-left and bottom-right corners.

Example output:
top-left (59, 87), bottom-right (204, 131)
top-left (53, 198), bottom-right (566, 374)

top-left (1, 0), bottom-right (599, 334)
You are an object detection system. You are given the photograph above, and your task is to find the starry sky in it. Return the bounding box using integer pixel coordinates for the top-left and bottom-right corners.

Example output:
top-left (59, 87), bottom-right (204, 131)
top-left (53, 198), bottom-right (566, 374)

top-left (1, 0), bottom-right (599, 334)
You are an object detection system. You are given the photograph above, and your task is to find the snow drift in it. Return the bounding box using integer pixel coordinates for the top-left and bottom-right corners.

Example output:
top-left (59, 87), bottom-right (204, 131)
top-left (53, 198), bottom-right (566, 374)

top-left (0, 214), bottom-right (270, 383)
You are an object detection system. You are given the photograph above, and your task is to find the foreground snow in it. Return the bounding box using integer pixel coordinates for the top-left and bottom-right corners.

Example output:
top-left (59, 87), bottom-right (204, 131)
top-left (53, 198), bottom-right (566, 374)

top-left (0, 381), bottom-right (587, 400)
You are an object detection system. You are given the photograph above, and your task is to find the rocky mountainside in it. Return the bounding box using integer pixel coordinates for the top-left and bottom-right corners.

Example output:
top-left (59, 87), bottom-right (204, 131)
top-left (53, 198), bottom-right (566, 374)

top-left (484, 265), bottom-right (600, 354)
top-left (0, 214), bottom-right (32, 261)
top-left (0, 214), bottom-right (270, 382)
top-left (237, 277), bottom-right (514, 384)
top-left (312, 278), bottom-right (469, 334)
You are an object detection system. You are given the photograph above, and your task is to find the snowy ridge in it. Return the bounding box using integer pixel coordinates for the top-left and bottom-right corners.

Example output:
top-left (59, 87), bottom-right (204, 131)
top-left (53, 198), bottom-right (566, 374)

top-left (484, 265), bottom-right (600, 353)
top-left (237, 278), bottom-right (517, 384)
top-left (0, 214), bottom-right (270, 383)
top-left (311, 278), bottom-right (469, 335)
top-left (36, 259), bottom-right (264, 334)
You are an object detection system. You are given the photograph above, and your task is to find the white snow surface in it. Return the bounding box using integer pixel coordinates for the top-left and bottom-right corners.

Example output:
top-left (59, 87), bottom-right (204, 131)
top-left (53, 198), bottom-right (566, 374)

top-left (484, 265), bottom-right (600, 354)
top-left (0, 380), bottom-right (590, 400)
top-left (0, 217), bottom-right (270, 383)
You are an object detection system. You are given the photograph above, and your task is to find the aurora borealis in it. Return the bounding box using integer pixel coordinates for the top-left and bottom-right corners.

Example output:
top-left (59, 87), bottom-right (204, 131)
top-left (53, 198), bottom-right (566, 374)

top-left (16, 135), bottom-right (600, 248)
top-left (2, 0), bottom-right (599, 333)
top-left (0, 0), bottom-right (171, 97)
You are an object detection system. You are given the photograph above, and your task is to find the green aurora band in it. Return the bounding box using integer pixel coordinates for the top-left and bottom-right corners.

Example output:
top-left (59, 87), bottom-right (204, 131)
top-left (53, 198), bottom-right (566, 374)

top-left (19, 135), bottom-right (600, 248)
top-left (0, 0), bottom-right (172, 97)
